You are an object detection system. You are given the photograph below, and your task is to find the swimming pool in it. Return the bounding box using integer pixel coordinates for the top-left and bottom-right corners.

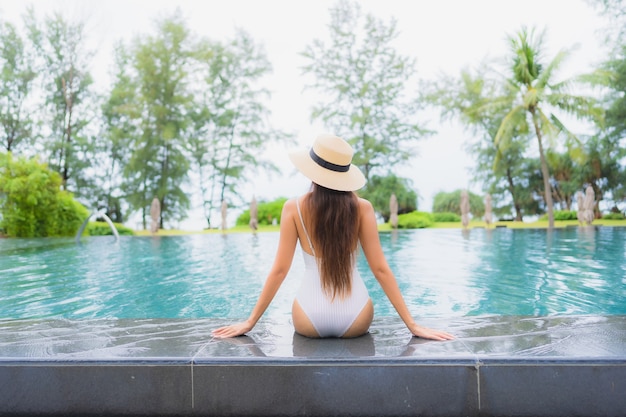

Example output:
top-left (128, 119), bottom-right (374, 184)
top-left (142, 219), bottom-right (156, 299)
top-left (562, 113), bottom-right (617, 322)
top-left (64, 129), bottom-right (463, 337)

top-left (1, 227), bottom-right (625, 320)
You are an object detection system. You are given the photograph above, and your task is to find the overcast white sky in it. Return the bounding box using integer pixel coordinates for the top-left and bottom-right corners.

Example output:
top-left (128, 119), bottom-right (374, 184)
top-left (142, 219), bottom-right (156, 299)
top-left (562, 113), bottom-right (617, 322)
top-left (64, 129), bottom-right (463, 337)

top-left (0, 0), bottom-right (611, 229)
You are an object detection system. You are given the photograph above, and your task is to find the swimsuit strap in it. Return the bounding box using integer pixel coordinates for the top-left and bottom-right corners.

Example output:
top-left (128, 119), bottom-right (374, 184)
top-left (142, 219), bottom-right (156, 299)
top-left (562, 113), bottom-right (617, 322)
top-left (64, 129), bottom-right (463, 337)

top-left (296, 197), bottom-right (316, 257)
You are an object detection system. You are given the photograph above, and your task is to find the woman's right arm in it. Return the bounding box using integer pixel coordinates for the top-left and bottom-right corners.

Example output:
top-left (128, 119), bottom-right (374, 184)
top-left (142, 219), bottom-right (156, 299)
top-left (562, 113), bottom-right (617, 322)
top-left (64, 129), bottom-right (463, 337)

top-left (212, 200), bottom-right (299, 338)
top-left (358, 199), bottom-right (454, 341)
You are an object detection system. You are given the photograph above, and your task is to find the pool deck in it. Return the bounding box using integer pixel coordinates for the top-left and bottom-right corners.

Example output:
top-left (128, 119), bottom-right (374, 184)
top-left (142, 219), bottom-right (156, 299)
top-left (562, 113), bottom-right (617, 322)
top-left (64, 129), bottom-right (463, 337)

top-left (1, 315), bottom-right (625, 417)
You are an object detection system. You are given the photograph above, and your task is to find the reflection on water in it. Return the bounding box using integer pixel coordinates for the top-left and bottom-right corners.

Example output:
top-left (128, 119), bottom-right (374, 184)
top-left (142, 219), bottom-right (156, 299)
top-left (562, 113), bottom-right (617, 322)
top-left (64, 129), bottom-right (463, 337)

top-left (381, 227), bottom-right (626, 317)
top-left (1, 227), bottom-right (625, 319)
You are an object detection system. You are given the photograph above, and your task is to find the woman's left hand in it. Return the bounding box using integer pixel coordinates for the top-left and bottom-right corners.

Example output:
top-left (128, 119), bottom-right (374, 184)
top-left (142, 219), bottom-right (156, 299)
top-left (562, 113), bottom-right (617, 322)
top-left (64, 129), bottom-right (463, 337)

top-left (408, 323), bottom-right (455, 341)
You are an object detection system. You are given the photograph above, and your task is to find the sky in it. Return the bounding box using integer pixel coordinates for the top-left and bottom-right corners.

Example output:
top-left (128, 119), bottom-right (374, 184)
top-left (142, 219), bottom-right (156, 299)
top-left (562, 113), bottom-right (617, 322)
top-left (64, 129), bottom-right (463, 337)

top-left (0, 0), bottom-right (612, 230)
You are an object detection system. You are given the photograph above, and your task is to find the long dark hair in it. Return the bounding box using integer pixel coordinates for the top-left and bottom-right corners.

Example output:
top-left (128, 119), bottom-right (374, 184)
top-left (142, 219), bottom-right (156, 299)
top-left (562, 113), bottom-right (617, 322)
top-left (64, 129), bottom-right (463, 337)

top-left (304, 183), bottom-right (360, 299)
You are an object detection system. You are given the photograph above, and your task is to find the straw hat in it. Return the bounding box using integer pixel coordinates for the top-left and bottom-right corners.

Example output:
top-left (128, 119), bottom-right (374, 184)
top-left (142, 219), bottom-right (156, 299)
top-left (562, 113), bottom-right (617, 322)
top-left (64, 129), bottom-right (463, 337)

top-left (288, 134), bottom-right (366, 191)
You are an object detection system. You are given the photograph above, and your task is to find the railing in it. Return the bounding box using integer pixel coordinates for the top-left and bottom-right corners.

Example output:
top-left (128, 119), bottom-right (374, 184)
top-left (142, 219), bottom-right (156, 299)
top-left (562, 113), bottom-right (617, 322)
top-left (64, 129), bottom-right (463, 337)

top-left (75, 209), bottom-right (120, 243)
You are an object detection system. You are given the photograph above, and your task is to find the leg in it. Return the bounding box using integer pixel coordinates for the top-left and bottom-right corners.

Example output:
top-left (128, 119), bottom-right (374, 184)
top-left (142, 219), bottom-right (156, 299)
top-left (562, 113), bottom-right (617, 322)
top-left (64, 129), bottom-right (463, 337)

top-left (341, 298), bottom-right (374, 338)
top-left (292, 299), bottom-right (320, 338)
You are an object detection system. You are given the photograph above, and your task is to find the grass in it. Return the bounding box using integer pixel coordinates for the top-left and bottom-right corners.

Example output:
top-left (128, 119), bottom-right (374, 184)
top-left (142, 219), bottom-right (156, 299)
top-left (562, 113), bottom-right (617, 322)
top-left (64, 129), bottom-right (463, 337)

top-left (134, 224), bottom-right (281, 236)
top-left (3, 218), bottom-right (622, 239)
top-left (135, 219), bottom-right (626, 236)
top-left (454, 219), bottom-right (626, 229)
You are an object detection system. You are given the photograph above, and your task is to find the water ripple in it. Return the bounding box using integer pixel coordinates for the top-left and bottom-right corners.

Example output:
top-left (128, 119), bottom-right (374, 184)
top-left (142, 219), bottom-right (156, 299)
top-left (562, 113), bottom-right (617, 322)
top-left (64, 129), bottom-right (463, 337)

top-left (1, 228), bottom-right (625, 319)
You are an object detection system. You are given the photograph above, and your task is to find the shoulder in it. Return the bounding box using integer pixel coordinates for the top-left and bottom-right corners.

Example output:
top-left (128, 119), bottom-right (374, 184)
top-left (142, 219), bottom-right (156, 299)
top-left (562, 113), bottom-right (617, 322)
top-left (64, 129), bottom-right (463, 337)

top-left (281, 197), bottom-right (302, 218)
top-left (357, 197), bottom-right (376, 222)
top-left (282, 197), bottom-right (297, 213)
top-left (357, 197), bottom-right (375, 213)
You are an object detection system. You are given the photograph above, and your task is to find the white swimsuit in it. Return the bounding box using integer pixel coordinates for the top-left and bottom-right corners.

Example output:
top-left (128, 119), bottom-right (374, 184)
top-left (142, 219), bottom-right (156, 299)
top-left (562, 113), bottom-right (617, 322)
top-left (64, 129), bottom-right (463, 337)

top-left (295, 198), bottom-right (370, 337)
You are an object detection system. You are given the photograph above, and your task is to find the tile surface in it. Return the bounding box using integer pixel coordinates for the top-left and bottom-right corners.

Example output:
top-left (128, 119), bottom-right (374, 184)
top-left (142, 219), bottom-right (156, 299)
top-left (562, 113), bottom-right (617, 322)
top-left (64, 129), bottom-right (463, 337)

top-left (1, 315), bottom-right (625, 360)
top-left (1, 316), bottom-right (625, 416)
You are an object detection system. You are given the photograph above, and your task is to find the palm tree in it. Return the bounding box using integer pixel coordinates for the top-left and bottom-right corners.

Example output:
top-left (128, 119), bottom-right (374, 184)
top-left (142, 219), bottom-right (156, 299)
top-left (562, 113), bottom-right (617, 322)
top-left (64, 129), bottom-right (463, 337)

top-left (493, 27), bottom-right (603, 228)
top-left (424, 65), bottom-right (534, 222)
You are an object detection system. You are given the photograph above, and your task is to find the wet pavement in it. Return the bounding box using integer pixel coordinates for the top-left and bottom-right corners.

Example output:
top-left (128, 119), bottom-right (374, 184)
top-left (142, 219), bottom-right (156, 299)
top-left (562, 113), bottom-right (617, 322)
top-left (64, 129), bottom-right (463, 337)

top-left (0, 315), bottom-right (624, 360)
top-left (1, 315), bottom-right (625, 416)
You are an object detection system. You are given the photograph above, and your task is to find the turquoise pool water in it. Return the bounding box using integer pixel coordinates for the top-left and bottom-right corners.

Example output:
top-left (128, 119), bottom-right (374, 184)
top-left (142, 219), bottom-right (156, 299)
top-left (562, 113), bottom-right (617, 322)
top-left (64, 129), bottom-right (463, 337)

top-left (1, 227), bottom-right (625, 320)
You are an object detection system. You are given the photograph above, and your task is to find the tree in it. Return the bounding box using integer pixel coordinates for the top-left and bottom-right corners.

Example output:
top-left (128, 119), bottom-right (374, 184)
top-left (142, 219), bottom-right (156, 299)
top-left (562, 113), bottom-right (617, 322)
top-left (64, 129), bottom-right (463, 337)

top-left (587, 0), bottom-right (626, 54)
top-left (599, 51), bottom-right (626, 208)
top-left (600, 44), bottom-right (626, 202)
top-left (120, 12), bottom-right (194, 229)
top-left (24, 8), bottom-right (97, 196)
top-left (587, 38), bottom-right (626, 212)
top-left (602, 45), bottom-right (626, 141)
top-left (95, 42), bottom-right (138, 223)
top-left (545, 149), bottom-right (579, 211)
top-left (492, 27), bottom-right (603, 228)
top-left (471, 137), bottom-right (537, 221)
top-left (188, 30), bottom-right (291, 228)
top-left (0, 152), bottom-right (88, 237)
top-left (575, 135), bottom-right (626, 214)
top-left (424, 65), bottom-right (534, 221)
top-left (432, 190), bottom-right (485, 218)
top-left (0, 20), bottom-right (36, 153)
top-left (300, 0), bottom-right (430, 181)
top-left (357, 174), bottom-right (417, 222)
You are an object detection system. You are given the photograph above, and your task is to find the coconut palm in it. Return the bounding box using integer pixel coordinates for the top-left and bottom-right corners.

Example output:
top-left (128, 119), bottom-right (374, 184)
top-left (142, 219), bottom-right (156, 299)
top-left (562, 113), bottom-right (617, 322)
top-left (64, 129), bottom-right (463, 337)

top-left (493, 27), bottom-right (603, 228)
top-left (424, 64), bottom-right (534, 222)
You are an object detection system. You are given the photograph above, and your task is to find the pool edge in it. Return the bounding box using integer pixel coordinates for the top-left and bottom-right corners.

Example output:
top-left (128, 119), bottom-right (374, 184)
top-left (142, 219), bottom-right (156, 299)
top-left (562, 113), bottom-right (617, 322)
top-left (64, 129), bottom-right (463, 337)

top-left (1, 355), bottom-right (625, 416)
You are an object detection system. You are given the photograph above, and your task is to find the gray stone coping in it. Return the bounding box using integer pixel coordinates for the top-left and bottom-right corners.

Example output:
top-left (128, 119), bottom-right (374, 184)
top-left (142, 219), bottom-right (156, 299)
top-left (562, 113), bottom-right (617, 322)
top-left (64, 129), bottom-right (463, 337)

top-left (0, 315), bottom-right (625, 416)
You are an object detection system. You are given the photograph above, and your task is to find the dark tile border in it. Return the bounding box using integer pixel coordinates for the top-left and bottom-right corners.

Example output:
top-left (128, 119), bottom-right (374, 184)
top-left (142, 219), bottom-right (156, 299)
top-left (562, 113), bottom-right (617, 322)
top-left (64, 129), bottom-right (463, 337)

top-left (1, 357), bottom-right (625, 416)
top-left (478, 359), bottom-right (626, 417)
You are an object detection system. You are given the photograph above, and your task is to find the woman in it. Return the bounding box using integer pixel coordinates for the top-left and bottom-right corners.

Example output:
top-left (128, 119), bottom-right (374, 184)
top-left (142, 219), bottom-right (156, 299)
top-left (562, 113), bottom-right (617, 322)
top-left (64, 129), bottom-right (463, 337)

top-left (212, 134), bottom-right (454, 341)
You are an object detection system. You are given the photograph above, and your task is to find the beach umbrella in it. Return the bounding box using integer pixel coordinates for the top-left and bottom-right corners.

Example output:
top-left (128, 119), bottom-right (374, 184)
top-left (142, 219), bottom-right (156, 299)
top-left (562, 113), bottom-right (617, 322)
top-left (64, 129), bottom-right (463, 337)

top-left (249, 196), bottom-right (258, 232)
top-left (221, 200), bottom-right (228, 231)
top-left (484, 194), bottom-right (492, 227)
top-left (460, 190), bottom-right (470, 229)
top-left (389, 193), bottom-right (398, 229)
top-left (576, 191), bottom-right (584, 225)
top-left (582, 185), bottom-right (595, 225)
top-left (150, 197), bottom-right (160, 234)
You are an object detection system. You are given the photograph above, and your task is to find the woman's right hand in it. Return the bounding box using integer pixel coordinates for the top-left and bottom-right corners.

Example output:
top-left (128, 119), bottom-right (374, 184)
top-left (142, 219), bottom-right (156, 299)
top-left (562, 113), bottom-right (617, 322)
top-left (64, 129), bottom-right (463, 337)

top-left (212, 320), bottom-right (254, 338)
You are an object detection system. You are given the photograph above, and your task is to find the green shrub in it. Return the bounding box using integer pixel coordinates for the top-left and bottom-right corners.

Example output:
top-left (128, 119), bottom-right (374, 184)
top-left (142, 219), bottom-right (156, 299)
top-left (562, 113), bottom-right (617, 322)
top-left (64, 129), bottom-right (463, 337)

top-left (539, 210), bottom-right (578, 221)
top-left (602, 212), bottom-right (625, 220)
top-left (432, 212), bottom-right (461, 222)
top-left (397, 211), bottom-right (434, 229)
top-left (86, 221), bottom-right (135, 236)
top-left (0, 153), bottom-right (89, 237)
top-left (236, 197), bottom-right (287, 226)
top-left (49, 192), bottom-right (90, 236)
top-left (358, 174), bottom-right (418, 221)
